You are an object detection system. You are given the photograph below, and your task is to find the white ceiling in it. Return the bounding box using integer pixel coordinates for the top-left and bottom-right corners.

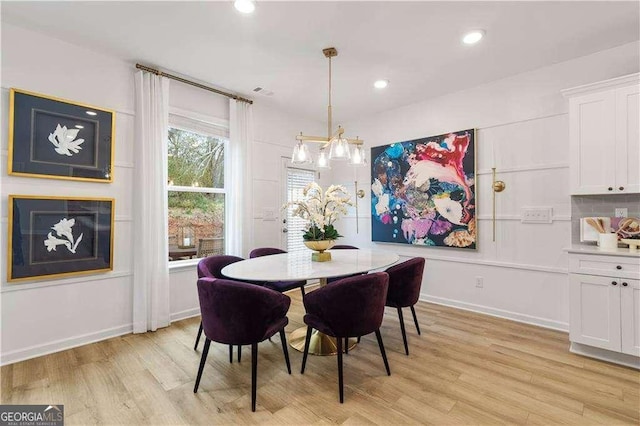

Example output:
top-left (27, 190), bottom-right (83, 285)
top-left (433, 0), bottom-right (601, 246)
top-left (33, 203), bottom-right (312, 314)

top-left (2, 1), bottom-right (639, 124)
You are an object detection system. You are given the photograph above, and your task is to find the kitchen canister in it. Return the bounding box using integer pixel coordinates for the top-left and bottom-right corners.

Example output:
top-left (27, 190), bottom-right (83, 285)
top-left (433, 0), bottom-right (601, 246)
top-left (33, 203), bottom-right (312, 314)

top-left (598, 233), bottom-right (618, 250)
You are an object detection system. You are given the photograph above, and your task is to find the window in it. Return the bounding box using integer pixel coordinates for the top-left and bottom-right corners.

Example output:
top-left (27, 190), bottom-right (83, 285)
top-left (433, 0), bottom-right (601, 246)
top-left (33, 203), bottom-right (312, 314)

top-left (167, 118), bottom-right (227, 262)
top-left (285, 167), bottom-right (316, 252)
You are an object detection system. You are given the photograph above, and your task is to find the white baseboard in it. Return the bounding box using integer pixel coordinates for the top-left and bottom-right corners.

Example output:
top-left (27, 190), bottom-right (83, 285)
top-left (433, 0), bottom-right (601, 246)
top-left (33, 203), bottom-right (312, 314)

top-left (421, 294), bottom-right (569, 332)
top-left (1, 294), bottom-right (569, 366)
top-left (1, 308), bottom-right (208, 366)
top-left (0, 324), bottom-right (133, 366)
top-left (570, 342), bottom-right (640, 370)
top-left (170, 308), bottom-right (200, 322)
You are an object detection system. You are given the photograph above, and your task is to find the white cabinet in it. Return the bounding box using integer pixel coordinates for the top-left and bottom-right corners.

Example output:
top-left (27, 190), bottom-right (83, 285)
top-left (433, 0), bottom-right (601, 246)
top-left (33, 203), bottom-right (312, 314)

top-left (615, 84), bottom-right (640, 194)
top-left (568, 252), bottom-right (640, 361)
top-left (563, 74), bottom-right (640, 195)
top-left (621, 279), bottom-right (640, 357)
top-left (569, 274), bottom-right (621, 351)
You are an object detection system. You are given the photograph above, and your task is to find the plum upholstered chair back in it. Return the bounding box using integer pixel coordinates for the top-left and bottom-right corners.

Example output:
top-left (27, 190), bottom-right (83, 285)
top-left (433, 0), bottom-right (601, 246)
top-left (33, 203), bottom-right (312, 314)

top-left (197, 255), bottom-right (244, 279)
top-left (300, 272), bottom-right (391, 403)
top-left (194, 277), bottom-right (292, 411)
top-left (384, 257), bottom-right (426, 355)
top-left (385, 257), bottom-right (425, 308)
top-left (197, 278), bottom-right (290, 345)
top-left (249, 247), bottom-right (285, 258)
top-left (303, 272), bottom-right (388, 338)
top-left (331, 245), bottom-right (359, 250)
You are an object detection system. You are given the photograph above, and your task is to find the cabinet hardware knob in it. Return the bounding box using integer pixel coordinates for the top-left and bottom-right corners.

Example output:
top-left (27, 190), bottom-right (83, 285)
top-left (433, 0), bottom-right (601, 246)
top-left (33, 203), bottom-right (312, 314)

top-left (608, 187), bottom-right (613, 191)
top-left (622, 282), bottom-right (628, 287)
top-left (612, 281), bottom-right (618, 286)
top-left (619, 186), bottom-right (624, 191)
top-left (616, 265), bottom-right (622, 270)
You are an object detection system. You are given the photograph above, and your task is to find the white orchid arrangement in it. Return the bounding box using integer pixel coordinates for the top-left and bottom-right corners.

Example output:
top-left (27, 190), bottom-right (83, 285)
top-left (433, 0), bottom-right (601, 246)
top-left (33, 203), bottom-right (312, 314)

top-left (284, 183), bottom-right (353, 241)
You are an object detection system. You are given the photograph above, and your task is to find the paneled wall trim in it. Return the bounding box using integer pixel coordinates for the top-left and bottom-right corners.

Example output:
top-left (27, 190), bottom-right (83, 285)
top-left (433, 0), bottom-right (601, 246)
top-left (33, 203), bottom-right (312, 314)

top-left (0, 22), bottom-right (325, 365)
top-left (332, 41), bottom-right (639, 331)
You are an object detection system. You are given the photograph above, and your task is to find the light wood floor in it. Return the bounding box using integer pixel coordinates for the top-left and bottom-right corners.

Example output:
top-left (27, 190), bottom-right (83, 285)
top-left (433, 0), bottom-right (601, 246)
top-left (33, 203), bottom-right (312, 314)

top-left (2, 293), bottom-right (639, 425)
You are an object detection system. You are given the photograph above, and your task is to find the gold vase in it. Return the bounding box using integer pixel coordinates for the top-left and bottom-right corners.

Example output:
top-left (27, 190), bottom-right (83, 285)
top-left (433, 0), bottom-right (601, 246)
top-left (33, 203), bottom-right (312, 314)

top-left (303, 240), bottom-right (335, 262)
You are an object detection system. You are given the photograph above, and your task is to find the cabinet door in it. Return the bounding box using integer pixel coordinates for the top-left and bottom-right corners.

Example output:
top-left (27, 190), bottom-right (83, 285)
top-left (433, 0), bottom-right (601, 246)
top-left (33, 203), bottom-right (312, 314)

top-left (569, 91), bottom-right (616, 195)
top-left (615, 84), bottom-right (640, 194)
top-left (569, 274), bottom-right (621, 351)
top-left (621, 278), bottom-right (640, 356)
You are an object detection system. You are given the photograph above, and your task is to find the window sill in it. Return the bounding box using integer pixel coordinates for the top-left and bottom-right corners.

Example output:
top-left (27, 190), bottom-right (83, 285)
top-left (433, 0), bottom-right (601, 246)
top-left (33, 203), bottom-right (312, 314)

top-left (169, 258), bottom-right (200, 272)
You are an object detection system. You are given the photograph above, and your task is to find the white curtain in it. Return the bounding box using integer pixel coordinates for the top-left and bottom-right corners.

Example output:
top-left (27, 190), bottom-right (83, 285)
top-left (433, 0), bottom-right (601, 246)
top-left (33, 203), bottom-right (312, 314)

top-left (133, 70), bottom-right (171, 333)
top-left (227, 99), bottom-right (254, 257)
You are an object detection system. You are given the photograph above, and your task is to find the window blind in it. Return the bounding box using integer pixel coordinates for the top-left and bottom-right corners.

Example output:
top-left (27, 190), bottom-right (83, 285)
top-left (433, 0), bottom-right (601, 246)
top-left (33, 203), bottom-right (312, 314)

top-left (286, 167), bottom-right (316, 252)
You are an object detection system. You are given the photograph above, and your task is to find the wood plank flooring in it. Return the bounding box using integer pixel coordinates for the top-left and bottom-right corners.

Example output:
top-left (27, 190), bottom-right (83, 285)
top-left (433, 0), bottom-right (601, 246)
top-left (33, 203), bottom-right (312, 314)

top-left (2, 293), bottom-right (639, 425)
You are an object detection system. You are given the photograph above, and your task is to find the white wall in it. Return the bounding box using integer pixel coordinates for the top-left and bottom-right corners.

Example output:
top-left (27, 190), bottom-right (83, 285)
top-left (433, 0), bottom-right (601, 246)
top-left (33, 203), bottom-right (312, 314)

top-left (0, 23), bottom-right (323, 364)
top-left (331, 41), bottom-right (640, 330)
top-left (3, 21), bottom-right (637, 365)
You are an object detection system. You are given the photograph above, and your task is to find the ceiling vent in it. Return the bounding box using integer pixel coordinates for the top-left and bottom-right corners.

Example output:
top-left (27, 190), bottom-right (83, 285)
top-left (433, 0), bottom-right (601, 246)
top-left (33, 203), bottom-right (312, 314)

top-left (253, 87), bottom-right (274, 96)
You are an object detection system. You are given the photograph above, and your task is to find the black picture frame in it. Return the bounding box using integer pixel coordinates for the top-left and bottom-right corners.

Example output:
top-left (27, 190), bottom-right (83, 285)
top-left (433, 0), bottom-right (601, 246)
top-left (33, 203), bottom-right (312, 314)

top-left (8, 195), bottom-right (115, 282)
top-left (370, 129), bottom-right (477, 250)
top-left (9, 88), bottom-right (115, 182)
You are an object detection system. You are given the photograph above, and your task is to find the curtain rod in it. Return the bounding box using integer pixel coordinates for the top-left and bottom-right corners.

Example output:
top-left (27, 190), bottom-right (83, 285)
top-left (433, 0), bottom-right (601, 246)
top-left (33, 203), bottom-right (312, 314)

top-left (135, 63), bottom-right (253, 104)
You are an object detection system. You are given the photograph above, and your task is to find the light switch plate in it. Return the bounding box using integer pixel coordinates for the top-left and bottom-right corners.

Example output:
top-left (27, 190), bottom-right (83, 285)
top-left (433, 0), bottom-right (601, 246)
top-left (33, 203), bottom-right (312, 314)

top-left (262, 209), bottom-right (276, 221)
top-left (521, 207), bottom-right (553, 224)
top-left (615, 208), bottom-right (628, 218)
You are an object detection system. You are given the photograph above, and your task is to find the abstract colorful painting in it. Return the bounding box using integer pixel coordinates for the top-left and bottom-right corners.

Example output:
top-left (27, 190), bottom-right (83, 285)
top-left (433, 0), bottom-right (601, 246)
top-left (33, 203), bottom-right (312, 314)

top-left (371, 129), bottom-right (476, 249)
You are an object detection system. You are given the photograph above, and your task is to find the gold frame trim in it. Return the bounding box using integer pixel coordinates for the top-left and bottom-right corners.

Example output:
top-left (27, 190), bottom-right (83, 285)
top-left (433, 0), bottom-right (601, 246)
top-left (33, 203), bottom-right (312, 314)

top-left (7, 195), bottom-right (116, 283)
top-left (8, 88), bottom-right (116, 183)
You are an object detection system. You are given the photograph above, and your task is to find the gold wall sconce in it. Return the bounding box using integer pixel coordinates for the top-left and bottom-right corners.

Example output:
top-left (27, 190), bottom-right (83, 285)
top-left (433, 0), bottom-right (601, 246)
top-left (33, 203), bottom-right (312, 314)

top-left (492, 167), bottom-right (506, 242)
top-left (354, 181), bottom-right (366, 233)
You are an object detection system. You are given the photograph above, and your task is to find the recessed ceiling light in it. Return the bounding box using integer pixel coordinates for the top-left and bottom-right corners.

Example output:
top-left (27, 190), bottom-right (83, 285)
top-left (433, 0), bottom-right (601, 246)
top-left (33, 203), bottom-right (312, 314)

top-left (85, 110), bottom-right (97, 116)
top-left (234, 0), bottom-right (255, 14)
top-left (374, 79), bottom-right (389, 89)
top-left (463, 30), bottom-right (485, 45)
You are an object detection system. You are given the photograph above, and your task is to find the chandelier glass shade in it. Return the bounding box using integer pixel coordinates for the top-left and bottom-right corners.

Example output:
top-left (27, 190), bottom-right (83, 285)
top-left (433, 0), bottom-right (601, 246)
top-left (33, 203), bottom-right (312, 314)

top-left (292, 47), bottom-right (365, 167)
top-left (316, 149), bottom-right (330, 169)
top-left (349, 144), bottom-right (366, 165)
top-left (292, 140), bottom-right (312, 164)
top-left (328, 137), bottom-right (351, 161)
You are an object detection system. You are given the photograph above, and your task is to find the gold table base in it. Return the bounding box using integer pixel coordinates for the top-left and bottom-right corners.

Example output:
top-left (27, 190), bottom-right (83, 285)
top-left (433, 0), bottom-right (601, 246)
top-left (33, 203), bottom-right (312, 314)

top-left (289, 327), bottom-right (358, 356)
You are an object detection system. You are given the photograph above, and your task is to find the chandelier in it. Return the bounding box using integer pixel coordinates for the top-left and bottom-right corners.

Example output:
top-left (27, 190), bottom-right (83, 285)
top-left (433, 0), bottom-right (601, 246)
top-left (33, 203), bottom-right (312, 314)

top-left (292, 47), bottom-right (365, 168)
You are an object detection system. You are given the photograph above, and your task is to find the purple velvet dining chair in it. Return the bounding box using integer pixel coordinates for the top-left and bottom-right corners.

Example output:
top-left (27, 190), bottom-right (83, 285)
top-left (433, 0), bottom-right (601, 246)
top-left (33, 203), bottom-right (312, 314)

top-left (384, 257), bottom-right (426, 355)
top-left (194, 255), bottom-right (245, 361)
top-left (300, 272), bottom-right (391, 403)
top-left (331, 244), bottom-right (359, 250)
top-left (249, 248), bottom-right (307, 296)
top-left (327, 245), bottom-right (362, 284)
top-left (193, 278), bottom-right (292, 412)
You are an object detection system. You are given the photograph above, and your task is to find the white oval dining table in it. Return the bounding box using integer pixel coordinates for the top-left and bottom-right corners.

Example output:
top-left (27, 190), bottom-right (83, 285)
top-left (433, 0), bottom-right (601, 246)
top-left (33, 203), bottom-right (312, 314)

top-left (221, 249), bottom-right (400, 355)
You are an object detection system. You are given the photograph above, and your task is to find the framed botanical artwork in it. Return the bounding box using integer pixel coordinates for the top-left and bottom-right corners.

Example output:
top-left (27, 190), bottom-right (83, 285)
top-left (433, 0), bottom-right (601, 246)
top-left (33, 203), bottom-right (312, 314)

top-left (8, 88), bottom-right (115, 182)
top-left (370, 129), bottom-right (477, 250)
top-left (8, 195), bottom-right (114, 282)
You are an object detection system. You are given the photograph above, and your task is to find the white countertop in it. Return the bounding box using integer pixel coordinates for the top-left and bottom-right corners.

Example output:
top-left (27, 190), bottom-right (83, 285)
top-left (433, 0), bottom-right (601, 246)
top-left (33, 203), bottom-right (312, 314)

top-left (221, 249), bottom-right (400, 282)
top-left (565, 244), bottom-right (640, 258)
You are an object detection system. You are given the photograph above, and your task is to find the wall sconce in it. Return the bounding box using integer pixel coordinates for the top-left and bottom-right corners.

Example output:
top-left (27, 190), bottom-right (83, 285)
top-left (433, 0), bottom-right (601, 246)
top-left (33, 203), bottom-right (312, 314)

top-left (492, 167), bottom-right (506, 242)
top-left (354, 181), bottom-right (366, 233)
